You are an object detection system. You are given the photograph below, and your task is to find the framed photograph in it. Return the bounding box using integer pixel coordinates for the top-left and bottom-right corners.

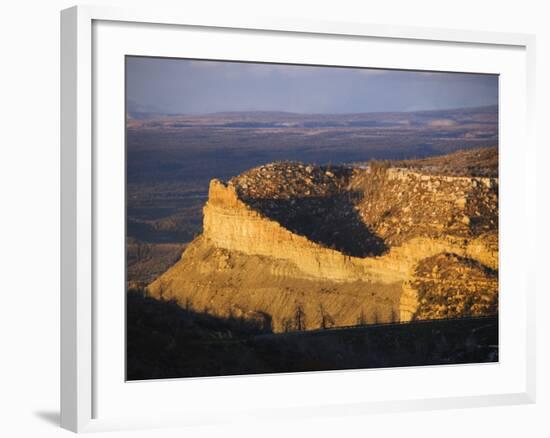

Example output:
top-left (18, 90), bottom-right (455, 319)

top-left (61, 5), bottom-right (536, 433)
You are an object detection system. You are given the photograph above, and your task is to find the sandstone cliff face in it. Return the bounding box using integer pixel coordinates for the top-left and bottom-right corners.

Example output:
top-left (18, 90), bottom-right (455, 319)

top-left (148, 162), bottom-right (498, 332)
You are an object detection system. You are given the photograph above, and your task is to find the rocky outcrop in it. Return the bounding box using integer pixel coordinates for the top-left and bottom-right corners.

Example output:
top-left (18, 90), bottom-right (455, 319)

top-left (410, 253), bottom-right (498, 319)
top-left (148, 161), bottom-right (498, 332)
top-left (352, 167), bottom-right (498, 248)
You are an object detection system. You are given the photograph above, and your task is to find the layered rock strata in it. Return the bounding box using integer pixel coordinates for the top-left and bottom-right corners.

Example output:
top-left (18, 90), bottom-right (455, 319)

top-left (148, 162), bottom-right (498, 332)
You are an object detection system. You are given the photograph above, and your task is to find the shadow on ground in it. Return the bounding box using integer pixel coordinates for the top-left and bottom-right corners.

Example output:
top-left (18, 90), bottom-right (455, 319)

top-left (249, 194), bottom-right (387, 257)
top-left (34, 411), bottom-right (59, 427)
top-left (127, 291), bottom-right (498, 381)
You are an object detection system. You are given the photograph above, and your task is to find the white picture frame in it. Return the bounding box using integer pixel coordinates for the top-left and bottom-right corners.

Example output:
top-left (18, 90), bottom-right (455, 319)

top-left (60, 4), bottom-right (537, 433)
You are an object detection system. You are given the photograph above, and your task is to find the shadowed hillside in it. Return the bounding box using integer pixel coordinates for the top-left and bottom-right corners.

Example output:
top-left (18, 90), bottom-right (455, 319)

top-left (127, 290), bottom-right (498, 380)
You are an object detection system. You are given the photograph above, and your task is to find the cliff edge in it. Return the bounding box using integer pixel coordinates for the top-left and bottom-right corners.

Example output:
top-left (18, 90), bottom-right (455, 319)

top-left (148, 150), bottom-right (498, 332)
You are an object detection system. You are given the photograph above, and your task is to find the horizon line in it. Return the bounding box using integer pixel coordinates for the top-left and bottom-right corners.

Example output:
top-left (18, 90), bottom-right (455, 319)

top-left (127, 103), bottom-right (498, 118)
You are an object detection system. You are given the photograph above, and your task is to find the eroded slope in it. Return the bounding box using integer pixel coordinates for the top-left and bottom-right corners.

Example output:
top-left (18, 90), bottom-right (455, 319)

top-left (148, 149), bottom-right (498, 331)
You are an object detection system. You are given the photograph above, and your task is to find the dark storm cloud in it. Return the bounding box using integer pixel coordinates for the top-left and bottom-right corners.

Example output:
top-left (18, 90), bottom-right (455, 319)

top-left (126, 57), bottom-right (498, 115)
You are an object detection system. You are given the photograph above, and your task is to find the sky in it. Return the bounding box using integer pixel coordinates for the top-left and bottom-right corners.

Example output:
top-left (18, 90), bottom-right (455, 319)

top-left (126, 56), bottom-right (498, 115)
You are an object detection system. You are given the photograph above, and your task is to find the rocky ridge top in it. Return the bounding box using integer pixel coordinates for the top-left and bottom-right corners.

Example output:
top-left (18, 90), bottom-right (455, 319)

top-left (148, 148), bottom-right (499, 330)
top-left (227, 158), bottom-right (497, 256)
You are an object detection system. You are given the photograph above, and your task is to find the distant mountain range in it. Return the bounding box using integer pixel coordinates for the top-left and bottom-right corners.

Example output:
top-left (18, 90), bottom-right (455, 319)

top-left (127, 104), bottom-right (498, 125)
